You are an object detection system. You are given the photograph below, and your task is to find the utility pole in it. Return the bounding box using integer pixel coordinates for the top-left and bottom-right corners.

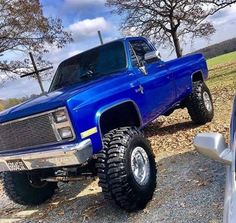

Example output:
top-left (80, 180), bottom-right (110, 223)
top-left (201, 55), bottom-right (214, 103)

top-left (98, 30), bottom-right (104, 45)
top-left (21, 52), bottom-right (53, 94)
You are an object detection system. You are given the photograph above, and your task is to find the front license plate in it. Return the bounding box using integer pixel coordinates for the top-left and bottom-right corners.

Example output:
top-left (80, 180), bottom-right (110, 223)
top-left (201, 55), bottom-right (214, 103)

top-left (6, 159), bottom-right (28, 171)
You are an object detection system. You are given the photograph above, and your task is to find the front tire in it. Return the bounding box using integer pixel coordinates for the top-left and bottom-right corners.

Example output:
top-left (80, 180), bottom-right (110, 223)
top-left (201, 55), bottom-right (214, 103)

top-left (96, 127), bottom-right (157, 211)
top-left (186, 81), bottom-right (214, 125)
top-left (2, 171), bottom-right (57, 205)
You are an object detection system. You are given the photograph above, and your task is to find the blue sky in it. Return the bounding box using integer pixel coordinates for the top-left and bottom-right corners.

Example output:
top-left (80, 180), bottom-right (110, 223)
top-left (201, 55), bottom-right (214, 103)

top-left (0, 0), bottom-right (236, 99)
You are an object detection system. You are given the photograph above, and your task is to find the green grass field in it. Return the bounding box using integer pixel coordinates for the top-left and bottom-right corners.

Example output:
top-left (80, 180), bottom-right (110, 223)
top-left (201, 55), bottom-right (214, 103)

top-left (206, 51), bottom-right (236, 89)
top-left (207, 51), bottom-right (236, 68)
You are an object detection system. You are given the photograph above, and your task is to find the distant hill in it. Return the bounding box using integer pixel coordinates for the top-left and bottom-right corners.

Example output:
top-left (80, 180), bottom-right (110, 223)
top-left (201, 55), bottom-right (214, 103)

top-left (191, 37), bottom-right (236, 59)
top-left (0, 94), bottom-right (40, 111)
top-left (0, 99), bottom-right (6, 111)
top-left (0, 99), bottom-right (7, 107)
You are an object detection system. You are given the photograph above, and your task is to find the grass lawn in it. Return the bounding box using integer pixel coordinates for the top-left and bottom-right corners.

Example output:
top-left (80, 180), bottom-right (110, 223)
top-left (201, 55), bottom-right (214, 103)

top-left (206, 51), bottom-right (236, 90)
top-left (207, 51), bottom-right (236, 68)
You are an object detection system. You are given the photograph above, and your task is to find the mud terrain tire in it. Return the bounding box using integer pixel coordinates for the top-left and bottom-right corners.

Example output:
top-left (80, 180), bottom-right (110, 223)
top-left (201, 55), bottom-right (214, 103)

top-left (2, 171), bottom-right (57, 205)
top-left (186, 81), bottom-right (214, 125)
top-left (96, 127), bottom-right (157, 211)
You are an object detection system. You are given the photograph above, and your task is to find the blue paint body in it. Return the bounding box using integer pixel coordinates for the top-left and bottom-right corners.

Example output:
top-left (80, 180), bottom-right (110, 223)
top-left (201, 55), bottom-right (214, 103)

top-left (0, 37), bottom-right (208, 156)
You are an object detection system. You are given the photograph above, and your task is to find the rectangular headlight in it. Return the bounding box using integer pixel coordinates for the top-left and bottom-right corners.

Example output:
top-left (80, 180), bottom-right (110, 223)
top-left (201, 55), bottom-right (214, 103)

top-left (58, 127), bottom-right (73, 139)
top-left (53, 109), bottom-right (68, 123)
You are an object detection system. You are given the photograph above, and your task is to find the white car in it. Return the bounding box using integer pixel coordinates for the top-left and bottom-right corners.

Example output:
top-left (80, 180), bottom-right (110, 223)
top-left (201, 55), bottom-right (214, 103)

top-left (194, 94), bottom-right (236, 223)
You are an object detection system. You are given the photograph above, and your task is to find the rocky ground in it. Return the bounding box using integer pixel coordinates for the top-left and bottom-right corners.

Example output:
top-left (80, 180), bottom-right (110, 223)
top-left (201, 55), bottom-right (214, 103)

top-left (0, 76), bottom-right (235, 222)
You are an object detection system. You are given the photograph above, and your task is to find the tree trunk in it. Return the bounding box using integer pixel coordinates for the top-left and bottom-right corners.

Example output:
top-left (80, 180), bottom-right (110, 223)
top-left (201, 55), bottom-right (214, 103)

top-left (171, 31), bottom-right (182, 58)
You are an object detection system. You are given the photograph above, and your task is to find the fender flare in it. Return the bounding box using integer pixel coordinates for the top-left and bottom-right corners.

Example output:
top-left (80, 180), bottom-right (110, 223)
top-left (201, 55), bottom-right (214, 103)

top-left (191, 70), bottom-right (204, 83)
top-left (95, 99), bottom-right (142, 136)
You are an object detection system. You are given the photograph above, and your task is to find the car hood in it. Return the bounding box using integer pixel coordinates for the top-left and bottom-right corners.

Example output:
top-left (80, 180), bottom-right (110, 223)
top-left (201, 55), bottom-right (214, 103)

top-left (0, 71), bottom-right (128, 123)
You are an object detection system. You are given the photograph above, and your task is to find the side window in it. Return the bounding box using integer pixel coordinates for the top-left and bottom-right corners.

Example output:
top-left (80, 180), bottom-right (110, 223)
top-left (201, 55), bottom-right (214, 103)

top-left (130, 40), bottom-right (153, 66)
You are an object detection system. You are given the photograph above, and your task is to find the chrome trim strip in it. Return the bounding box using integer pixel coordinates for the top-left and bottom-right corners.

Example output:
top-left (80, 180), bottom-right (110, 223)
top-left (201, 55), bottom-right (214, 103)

top-left (49, 113), bottom-right (62, 141)
top-left (0, 139), bottom-right (92, 171)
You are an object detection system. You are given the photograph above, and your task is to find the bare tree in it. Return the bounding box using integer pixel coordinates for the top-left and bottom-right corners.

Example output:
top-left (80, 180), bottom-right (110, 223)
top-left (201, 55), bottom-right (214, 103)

top-left (0, 0), bottom-right (72, 81)
top-left (106, 0), bottom-right (236, 57)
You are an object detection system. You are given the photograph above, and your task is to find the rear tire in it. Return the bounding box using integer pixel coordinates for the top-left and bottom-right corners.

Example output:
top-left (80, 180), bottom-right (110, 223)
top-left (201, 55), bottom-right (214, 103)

top-left (186, 81), bottom-right (214, 125)
top-left (96, 127), bottom-right (157, 211)
top-left (2, 171), bottom-right (57, 205)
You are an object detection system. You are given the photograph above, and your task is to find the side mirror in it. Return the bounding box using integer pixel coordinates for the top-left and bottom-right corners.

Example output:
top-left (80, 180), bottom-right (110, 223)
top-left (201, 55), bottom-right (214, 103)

top-left (144, 51), bottom-right (161, 63)
top-left (194, 133), bottom-right (231, 165)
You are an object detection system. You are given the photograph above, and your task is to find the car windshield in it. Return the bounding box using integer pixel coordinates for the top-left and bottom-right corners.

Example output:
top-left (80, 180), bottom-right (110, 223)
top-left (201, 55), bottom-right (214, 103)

top-left (49, 41), bottom-right (127, 91)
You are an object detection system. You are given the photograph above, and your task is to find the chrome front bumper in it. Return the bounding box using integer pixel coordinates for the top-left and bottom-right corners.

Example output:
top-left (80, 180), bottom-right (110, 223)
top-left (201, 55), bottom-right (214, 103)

top-left (0, 139), bottom-right (93, 172)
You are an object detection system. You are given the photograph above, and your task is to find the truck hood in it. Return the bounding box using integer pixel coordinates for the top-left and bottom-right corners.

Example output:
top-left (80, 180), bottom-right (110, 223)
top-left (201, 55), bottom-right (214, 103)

top-left (0, 71), bottom-right (127, 123)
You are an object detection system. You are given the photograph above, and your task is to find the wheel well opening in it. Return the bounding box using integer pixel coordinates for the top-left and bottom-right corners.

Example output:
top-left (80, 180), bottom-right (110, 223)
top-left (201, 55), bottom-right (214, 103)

top-left (192, 71), bottom-right (203, 82)
top-left (100, 102), bottom-right (141, 135)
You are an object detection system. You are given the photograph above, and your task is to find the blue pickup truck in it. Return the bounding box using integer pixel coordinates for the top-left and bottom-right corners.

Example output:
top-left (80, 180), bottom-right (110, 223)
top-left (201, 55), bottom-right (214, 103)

top-left (0, 37), bottom-right (214, 211)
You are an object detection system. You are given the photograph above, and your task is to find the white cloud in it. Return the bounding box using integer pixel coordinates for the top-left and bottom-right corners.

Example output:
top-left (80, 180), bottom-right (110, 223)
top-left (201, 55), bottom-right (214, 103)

top-left (68, 17), bottom-right (110, 41)
top-left (209, 4), bottom-right (236, 25)
top-left (65, 0), bottom-right (105, 8)
top-left (207, 4), bottom-right (236, 42)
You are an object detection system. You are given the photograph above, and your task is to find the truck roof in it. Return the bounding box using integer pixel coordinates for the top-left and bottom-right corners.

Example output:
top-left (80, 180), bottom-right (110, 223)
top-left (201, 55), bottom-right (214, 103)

top-left (61, 36), bottom-right (147, 65)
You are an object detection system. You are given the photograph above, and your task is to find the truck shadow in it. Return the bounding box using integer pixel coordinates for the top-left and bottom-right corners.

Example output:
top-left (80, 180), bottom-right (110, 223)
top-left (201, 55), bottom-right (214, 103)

top-left (145, 120), bottom-right (198, 137)
top-left (0, 150), bottom-right (225, 223)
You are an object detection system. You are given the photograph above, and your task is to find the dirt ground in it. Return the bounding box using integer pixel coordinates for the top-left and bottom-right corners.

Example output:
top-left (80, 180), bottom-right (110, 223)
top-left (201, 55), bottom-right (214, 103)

top-left (0, 83), bottom-right (235, 223)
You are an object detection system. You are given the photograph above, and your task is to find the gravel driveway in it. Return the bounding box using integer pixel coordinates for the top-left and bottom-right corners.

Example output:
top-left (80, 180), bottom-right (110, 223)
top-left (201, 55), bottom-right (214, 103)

top-left (0, 87), bottom-right (233, 223)
top-left (0, 151), bottom-right (225, 223)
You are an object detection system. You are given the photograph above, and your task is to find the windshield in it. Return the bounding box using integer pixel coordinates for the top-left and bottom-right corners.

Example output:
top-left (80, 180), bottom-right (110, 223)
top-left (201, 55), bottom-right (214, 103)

top-left (49, 41), bottom-right (127, 92)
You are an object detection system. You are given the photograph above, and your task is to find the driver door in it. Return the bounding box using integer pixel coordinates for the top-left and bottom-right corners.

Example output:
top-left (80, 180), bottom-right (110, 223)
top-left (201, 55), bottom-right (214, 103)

top-left (128, 39), bottom-right (175, 124)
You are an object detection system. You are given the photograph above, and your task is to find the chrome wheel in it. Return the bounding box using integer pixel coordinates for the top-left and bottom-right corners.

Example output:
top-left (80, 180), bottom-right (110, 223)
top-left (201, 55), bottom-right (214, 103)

top-left (131, 146), bottom-right (150, 186)
top-left (203, 91), bottom-right (212, 112)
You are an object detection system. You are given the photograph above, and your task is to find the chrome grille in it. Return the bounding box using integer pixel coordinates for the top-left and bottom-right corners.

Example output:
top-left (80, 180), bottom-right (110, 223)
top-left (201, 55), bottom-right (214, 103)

top-left (0, 114), bottom-right (57, 152)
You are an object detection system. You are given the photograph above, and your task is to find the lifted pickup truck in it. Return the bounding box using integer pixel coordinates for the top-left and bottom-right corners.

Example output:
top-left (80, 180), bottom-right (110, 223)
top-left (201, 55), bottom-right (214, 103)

top-left (0, 37), bottom-right (214, 211)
